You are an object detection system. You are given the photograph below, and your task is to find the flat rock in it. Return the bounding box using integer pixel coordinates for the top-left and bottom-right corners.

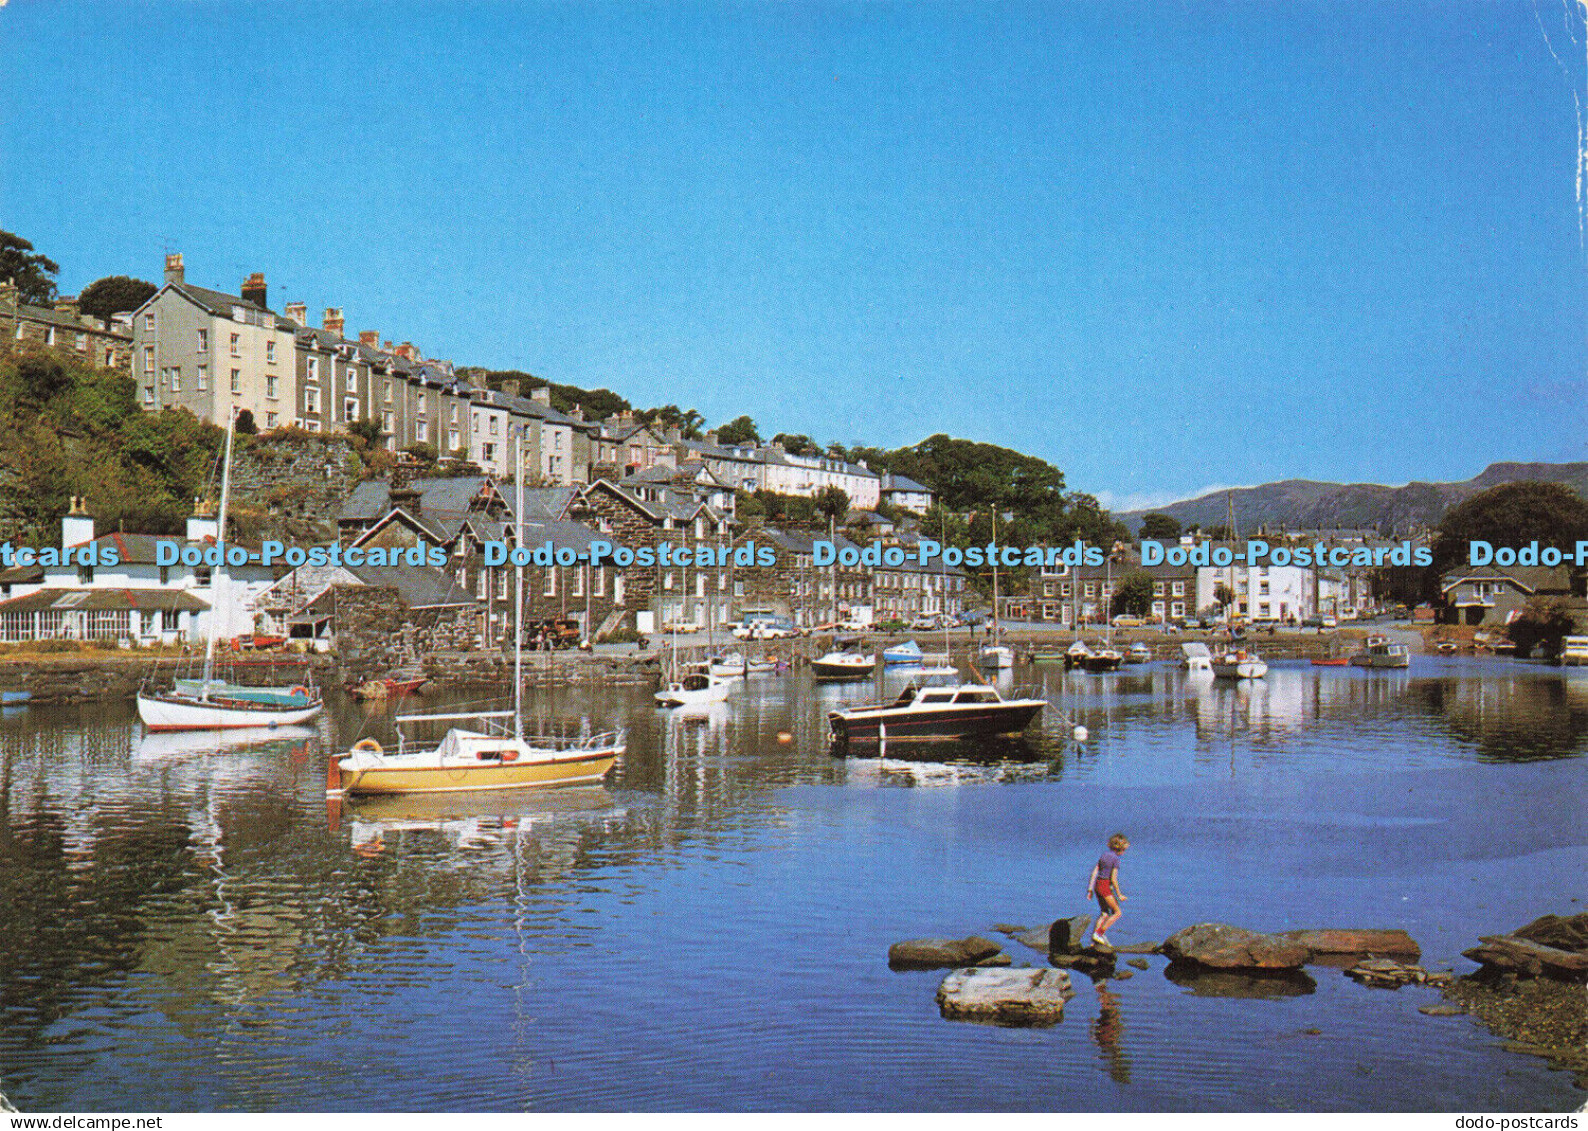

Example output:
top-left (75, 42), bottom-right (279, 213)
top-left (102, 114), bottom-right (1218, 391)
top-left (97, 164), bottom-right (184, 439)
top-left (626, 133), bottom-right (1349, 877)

top-left (1513, 912), bottom-right (1588, 953)
top-left (1279, 928), bottom-right (1421, 960)
top-left (936, 966), bottom-right (1075, 1026)
top-left (1127, 958), bottom-right (1150, 970)
top-left (1161, 923), bottom-right (1309, 971)
top-left (1463, 935), bottom-right (1588, 982)
top-left (889, 936), bottom-right (1006, 970)
top-left (1344, 957), bottom-right (1429, 989)
top-left (1112, 941), bottom-right (1161, 955)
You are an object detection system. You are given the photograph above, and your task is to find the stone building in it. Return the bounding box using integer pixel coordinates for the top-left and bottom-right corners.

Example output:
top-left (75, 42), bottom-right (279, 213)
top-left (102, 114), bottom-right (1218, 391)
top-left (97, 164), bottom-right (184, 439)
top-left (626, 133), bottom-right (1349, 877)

top-left (1, 281), bottom-right (133, 370)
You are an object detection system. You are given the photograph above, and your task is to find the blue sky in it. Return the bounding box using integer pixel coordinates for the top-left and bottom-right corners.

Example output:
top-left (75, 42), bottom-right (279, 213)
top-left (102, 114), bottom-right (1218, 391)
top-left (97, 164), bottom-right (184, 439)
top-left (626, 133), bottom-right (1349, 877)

top-left (2, 1), bottom-right (1585, 510)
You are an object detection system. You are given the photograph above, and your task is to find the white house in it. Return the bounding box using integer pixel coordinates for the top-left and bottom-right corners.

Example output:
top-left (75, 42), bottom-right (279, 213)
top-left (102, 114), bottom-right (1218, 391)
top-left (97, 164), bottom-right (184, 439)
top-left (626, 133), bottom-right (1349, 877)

top-left (0, 498), bottom-right (273, 645)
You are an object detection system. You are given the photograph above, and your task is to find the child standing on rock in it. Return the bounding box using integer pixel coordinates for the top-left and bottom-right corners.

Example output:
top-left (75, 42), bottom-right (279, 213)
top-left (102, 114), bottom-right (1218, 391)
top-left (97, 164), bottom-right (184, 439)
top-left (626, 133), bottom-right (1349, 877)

top-left (1086, 833), bottom-right (1130, 947)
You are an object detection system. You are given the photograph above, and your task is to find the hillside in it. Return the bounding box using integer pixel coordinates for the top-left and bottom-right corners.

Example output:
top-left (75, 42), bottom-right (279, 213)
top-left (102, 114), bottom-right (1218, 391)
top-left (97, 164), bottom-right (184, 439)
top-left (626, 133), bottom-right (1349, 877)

top-left (1121, 463), bottom-right (1588, 536)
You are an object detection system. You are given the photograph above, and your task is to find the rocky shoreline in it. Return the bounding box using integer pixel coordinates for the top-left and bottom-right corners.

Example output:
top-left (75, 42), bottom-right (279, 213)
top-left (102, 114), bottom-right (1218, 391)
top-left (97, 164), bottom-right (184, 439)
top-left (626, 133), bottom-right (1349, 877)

top-left (892, 911), bottom-right (1588, 1089)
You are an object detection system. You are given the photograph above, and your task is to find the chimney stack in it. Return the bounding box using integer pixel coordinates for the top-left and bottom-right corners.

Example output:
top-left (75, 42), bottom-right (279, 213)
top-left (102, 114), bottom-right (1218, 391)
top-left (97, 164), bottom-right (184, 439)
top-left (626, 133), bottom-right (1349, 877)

top-left (322, 308), bottom-right (345, 337)
top-left (570, 404), bottom-right (584, 421)
top-left (55, 296), bottom-right (81, 321)
top-left (359, 330), bottom-right (379, 348)
top-left (395, 341), bottom-right (417, 360)
top-left (501, 378), bottom-right (520, 397)
top-left (704, 430), bottom-right (718, 447)
top-left (61, 496), bottom-right (96, 548)
top-left (530, 385), bottom-right (551, 406)
top-left (284, 302), bottom-right (307, 326)
top-left (241, 273), bottom-right (267, 309)
top-left (164, 253), bottom-right (185, 285)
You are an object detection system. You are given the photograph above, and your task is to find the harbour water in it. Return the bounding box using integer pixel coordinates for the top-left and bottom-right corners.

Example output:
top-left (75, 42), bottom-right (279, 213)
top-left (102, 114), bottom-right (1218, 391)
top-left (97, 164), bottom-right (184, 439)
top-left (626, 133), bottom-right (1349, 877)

top-left (0, 657), bottom-right (1583, 1111)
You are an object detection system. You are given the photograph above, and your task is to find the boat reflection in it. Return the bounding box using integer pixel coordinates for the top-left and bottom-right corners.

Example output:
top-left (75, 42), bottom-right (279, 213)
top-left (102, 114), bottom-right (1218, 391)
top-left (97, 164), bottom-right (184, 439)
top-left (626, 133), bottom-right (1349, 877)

top-left (344, 784), bottom-right (624, 860)
top-left (133, 724), bottom-right (320, 764)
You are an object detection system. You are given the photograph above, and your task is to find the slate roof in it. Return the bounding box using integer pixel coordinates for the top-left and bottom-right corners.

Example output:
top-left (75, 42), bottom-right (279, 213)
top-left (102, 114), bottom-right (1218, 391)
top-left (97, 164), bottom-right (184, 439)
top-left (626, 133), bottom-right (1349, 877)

top-left (340, 476), bottom-right (494, 542)
top-left (0, 587), bottom-right (208, 613)
top-left (881, 473), bottom-right (929, 493)
top-left (345, 564), bottom-right (477, 608)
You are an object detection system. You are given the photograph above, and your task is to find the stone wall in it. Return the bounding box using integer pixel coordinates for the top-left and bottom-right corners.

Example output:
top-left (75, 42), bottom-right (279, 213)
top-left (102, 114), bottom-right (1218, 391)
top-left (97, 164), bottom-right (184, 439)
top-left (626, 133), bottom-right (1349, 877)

top-left (229, 433), bottom-right (364, 545)
top-left (330, 585), bottom-right (481, 679)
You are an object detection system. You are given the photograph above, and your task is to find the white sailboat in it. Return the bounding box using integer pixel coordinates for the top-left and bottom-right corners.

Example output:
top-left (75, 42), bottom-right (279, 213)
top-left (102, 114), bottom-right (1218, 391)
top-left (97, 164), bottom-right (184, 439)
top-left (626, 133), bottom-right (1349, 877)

top-left (137, 410), bottom-right (324, 731)
top-left (978, 511), bottom-right (1014, 669)
top-left (331, 443), bottom-right (624, 795)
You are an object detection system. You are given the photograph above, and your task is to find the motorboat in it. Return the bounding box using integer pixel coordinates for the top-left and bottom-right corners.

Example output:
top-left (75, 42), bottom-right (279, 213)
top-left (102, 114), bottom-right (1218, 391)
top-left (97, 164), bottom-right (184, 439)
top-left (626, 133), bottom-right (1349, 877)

top-left (882, 639), bottom-right (925, 665)
top-left (1124, 643), bottom-right (1153, 664)
top-left (1181, 642), bottom-right (1213, 674)
top-left (977, 644), bottom-right (1015, 670)
top-left (828, 682), bottom-right (1045, 743)
top-left (1212, 648), bottom-right (1268, 679)
top-left (812, 640), bottom-right (875, 678)
top-left (655, 670), bottom-right (734, 706)
top-left (1558, 636), bottom-right (1588, 666)
top-left (1350, 636), bottom-right (1410, 669)
top-left (332, 711), bottom-right (623, 795)
top-left (744, 655), bottom-right (782, 674)
top-left (706, 652), bottom-right (748, 678)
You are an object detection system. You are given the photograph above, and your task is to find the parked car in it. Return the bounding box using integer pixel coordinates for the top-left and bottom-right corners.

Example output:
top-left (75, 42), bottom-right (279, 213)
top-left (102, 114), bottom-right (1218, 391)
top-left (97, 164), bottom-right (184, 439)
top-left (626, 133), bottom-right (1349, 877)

top-left (1111, 615), bottom-right (1145, 628)
top-left (909, 614), bottom-right (946, 631)
top-left (752, 619), bottom-right (800, 640)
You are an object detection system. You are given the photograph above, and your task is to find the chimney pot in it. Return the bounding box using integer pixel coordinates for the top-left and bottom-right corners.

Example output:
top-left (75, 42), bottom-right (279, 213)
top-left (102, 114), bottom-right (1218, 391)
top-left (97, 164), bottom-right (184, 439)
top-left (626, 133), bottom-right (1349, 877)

top-left (284, 302), bottom-right (307, 326)
top-left (359, 330), bottom-right (379, 347)
top-left (164, 253), bottom-right (185, 285)
top-left (322, 307), bottom-right (345, 336)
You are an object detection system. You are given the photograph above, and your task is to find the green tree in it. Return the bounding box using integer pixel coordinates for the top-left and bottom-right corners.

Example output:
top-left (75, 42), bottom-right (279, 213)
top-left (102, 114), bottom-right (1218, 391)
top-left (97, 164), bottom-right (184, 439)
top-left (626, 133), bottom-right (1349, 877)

top-left (235, 408), bottom-right (258, 435)
top-left (1111, 571), bottom-right (1156, 618)
top-left (770, 433), bottom-right (821, 457)
top-left (1138, 512), bottom-right (1182, 541)
top-left (1214, 583), bottom-right (1236, 611)
top-left (1507, 595), bottom-right (1579, 659)
top-left (814, 485), bottom-right (850, 527)
top-left (346, 418), bottom-right (384, 447)
top-left (1432, 482), bottom-right (1588, 576)
top-left (636, 404), bottom-right (704, 440)
top-left (715, 415), bottom-right (760, 445)
top-left (0, 231), bottom-right (59, 305)
top-left (77, 276), bottom-right (157, 324)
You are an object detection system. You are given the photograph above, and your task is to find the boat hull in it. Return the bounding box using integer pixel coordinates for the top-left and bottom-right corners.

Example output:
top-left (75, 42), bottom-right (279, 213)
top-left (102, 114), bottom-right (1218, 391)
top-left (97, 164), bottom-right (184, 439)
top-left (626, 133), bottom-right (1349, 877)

top-left (828, 701), bottom-right (1043, 742)
top-left (812, 661), bottom-right (873, 678)
top-left (1080, 653), bottom-right (1122, 672)
top-left (138, 693), bottom-right (324, 731)
top-left (1212, 662), bottom-right (1267, 679)
top-left (337, 749), bottom-right (618, 795)
top-left (1349, 655), bottom-right (1409, 669)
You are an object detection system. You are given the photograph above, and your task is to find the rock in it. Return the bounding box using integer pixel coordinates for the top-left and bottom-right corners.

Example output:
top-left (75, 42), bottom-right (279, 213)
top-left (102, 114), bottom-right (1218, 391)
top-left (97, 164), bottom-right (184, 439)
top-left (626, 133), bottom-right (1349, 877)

top-left (936, 967), bottom-right (1075, 1026)
top-left (1419, 1003), bottom-right (1466, 1017)
top-left (1513, 912), bottom-right (1588, 953)
top-left (1127, 958), bottom-right (1150, 970)
top-left (1161, 923), bottom-right (1309, 971)
top-left (1012, 928), bottom-right (1052, 954)
top-left (979, 952), bottom-right (1014, 967)
top-left (1112, 941), bottom-right (1162, 955)
top-left (1278, 928), bottom-right (1421, 961)
top-left (1111, 969), bottom-right (1135, 980)
top-left (1462, 935), bottom-right (1588, 982)
top-left (1047, 915), bottom-right (1095, 955)
top-left (1344, 957), bottom-right (1428, 989)
top-left (889, 936), bottom-right (1005, 970)
top-left (992, 923), bottom-right (1028, 936)
top-left (1163, 962), bottom-right (1317, 999)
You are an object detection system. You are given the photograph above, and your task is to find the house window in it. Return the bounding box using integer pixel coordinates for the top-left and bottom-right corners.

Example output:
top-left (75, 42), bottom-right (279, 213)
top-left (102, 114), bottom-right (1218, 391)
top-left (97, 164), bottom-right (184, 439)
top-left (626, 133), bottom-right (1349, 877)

top-left (144, 313), bottom-right (156, 332)
top-left (594, 567), bottom-right (605, 595)
top-left (664, 572), bottom-right (674, 591)
top-left (416, 418), bottom-right (428, 442)
top-left (543, 569), bottom-right (556, 597)
top-left (447, 428), bottom-right (459, 450)
top-left (1172, 581), bottom-right (1185, 596)
top-left (734, 581), bottom-right (744, 597)
top-left (104, 349), bottom-right (115, 366)
top-left (383, 410), bottom-right (394, 432)
top-left (230, 333), bottom-right (240, 356)
top-left (143, 385), bottom-right (155, 405)
top-left (344, 397), bottom-right (359, 422)
top-left (142, 346), bottom-right (154, 373)
top-left (305, 387), bottom-right (320, 414)
top-left (169, 368), bottom-right (180, 392)
top-left (197, 328), bottom-right (207, 351)
top-left (572, 567), bottom-right (584, 597)
top-left (483, 442), bottom-right (496, 462)
top-left (307, 357), bottom-right (319, 382)
top-left (384, 381), bottom-right (392, 402)
top-left (75, 331), bottom-right (87, 352)
top-left (266, 340), bottom-right (276, 362)
top-left (266, 412), bottom-right (278, 429)
top-left (266, 375), bottom-right (278, 399)
top-left (196, 365), bottom-right (207, 391)
top-left (231, 369), bottom-right (241, 394)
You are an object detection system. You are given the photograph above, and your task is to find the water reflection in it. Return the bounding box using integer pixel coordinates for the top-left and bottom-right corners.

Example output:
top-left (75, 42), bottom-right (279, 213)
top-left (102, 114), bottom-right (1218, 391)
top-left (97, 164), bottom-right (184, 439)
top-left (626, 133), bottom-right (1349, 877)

top-left (0, 658), bottom-right (1583, 1111)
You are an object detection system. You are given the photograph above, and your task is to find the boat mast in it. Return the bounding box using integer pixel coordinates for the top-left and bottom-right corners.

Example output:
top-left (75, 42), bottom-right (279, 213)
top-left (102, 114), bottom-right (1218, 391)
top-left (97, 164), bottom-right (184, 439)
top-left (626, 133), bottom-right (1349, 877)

top-left (514, 434), bottom-right (525, 740)
top-left (200, 407), bottom-right (237, 698)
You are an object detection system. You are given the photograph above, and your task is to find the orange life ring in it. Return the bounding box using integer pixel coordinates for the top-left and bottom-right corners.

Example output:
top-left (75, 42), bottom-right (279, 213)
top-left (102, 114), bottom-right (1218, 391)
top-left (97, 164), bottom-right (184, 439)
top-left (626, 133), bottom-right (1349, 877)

top-left (290, 685), bottom-right (311, 699)
top-left (352, 738), bottom-right (383, 756)
top-left (500, 749), bottom-right (519, 762)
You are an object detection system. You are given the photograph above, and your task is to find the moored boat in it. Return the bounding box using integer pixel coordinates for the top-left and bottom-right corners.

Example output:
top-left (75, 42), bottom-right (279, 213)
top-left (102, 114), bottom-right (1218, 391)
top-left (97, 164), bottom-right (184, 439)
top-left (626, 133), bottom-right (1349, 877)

top-left (1124, 642), bottom-right (1153, 664)
top-left (1181, 642), bottom-right (1213, 674)
top-left (882, 639), bottom-right (925, 665)
top-left (332, 711), bottom-right (623, 795)
top-left (828, 682), bottom-right (1045, 743)
top-left (706, 652), bottom-right (748, 678)
top-left (137, 689), bottom-right (324, 731)
top-left (1212, 648), bottom-right (1267, 679)
top-left (977, 644), bottom-right (1014, 670)
top-left (1558, 636), bottom-right (1588, 666)
top-left (812, 644), bottom-right (875, 678)
top-left (1080, 647), bottom-right (1122, 673)
top-left (1350, 636), bottom-right (1410, 669)
top-left (655, 670), bottom-right (735, 706)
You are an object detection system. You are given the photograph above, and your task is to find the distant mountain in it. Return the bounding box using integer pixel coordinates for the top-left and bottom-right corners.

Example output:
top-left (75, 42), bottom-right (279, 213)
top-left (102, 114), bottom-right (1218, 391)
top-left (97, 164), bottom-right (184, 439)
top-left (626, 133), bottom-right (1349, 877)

top-left (1120, 462), bottom-right (1588, 536)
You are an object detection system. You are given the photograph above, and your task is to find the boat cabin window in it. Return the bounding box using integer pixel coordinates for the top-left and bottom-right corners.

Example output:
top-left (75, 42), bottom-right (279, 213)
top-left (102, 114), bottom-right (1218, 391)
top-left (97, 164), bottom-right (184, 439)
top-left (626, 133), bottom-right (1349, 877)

top-left (682, 674), bottom-right (710, 691)
top-left (918, 691), bottom-right (955, 704)
top-left (952, 689), bottom-right (999, 704)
